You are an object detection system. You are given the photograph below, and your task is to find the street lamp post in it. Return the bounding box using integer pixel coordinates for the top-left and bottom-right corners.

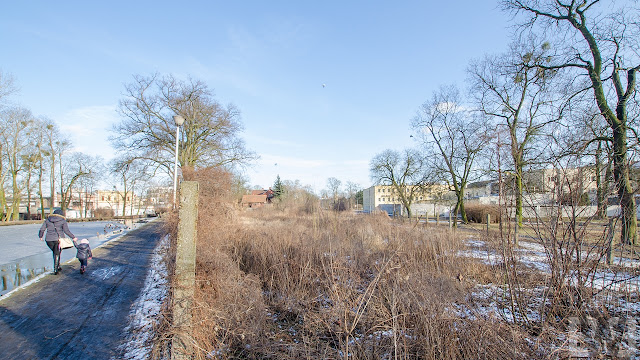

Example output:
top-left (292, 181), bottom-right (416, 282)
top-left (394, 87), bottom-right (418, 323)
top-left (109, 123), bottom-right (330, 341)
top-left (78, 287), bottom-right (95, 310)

top-left (172, 115), bottom-right (185, 207)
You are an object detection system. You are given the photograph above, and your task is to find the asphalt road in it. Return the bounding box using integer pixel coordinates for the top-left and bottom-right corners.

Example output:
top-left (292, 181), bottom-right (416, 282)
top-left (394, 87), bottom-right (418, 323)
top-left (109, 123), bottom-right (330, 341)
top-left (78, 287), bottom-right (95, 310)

top-left (0, 221), bottom-right (164, 360)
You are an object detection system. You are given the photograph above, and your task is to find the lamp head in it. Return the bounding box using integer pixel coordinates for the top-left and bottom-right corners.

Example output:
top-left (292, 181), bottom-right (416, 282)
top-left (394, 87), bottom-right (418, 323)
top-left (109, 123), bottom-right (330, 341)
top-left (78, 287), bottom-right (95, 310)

top-left (173, 115), bottom-right (185, 126)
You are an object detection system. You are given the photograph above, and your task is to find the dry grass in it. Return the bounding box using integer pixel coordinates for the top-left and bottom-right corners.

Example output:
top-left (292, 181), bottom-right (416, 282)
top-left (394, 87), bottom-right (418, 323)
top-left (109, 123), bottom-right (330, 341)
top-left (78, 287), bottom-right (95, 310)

top-left (152, 168), bottom-right (640, 358)
top-left (186, 200), bottom-right (537, 359)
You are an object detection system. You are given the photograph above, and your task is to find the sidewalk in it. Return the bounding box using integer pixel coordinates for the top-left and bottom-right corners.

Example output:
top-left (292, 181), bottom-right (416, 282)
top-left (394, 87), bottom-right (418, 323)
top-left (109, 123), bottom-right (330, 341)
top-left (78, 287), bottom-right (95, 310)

top-left (0, 222), bottom-right (164, 360)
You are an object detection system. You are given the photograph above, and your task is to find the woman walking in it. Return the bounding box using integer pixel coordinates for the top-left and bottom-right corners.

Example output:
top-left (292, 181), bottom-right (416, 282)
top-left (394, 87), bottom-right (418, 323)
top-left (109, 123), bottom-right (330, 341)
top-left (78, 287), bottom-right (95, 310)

top-left (39, 209), bottom-right (77, 275)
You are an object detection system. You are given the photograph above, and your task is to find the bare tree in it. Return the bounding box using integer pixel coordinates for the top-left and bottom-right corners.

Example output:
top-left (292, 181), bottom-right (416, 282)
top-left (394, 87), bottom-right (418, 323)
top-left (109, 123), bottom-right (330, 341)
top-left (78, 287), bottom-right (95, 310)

top-left (326, 177), bottom-right (342, 203)
top-left (369, 148), bottom-right (428, 218)
top-left (112, 73), bottom-right (256, 178)
top-left (345, 181), bottom-right (360, 209)
top-left (0, 70), bottom-right (18, 105)
top-left (58, 152), bottom-right (92, 214)
top-left (502, 0), bottom-right (640, 243)
top-left (22, 147), bottom-right (40, 220)
top-left (412, 85), bottom-right (487, 223)
top-left (42, 121), bottom-right (63, 215)
top-left (0, 116), bottom-right (7, 218)
top-left (110, 157), bottom-right (148, 216)
top-left (0, 71), bottom-right (18, 219)
top-left (73, 155), bottom-right (104, 218)
top-left (0, 107), bottom-right (33, 220)
top-left (554, 106), bottom-right (614, 218)
top-left (469, 41), bottom-right (560, 227)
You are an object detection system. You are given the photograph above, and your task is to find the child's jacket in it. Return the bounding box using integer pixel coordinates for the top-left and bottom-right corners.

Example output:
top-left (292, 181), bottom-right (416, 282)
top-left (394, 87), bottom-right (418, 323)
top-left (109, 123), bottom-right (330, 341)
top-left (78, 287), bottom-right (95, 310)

top-left (73, 239), bottom-right (93, 260)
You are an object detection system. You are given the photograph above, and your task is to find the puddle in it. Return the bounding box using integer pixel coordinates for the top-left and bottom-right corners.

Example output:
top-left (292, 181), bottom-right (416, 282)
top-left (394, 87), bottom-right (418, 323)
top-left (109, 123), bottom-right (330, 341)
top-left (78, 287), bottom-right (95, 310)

top-left (0, 219), bottom-right (151, 296)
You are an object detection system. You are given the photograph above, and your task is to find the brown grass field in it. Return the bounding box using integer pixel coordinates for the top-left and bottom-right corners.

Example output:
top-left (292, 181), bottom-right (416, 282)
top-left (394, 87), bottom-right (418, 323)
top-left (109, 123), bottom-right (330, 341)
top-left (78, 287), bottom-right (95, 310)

top-left (152, 170), bottom-right (639, 359)
top-left (186, 208), bottom-right (540, 359)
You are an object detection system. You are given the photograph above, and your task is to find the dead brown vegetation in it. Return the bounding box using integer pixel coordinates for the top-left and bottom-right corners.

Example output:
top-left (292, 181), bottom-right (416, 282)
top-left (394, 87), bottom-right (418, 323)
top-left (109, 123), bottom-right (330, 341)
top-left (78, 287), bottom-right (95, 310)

top-left (162, 168), bottom-right (538, 359)
top-left (464, 204), bottom-right (501, 224)
top-left (152, 168), bottom-right (640, 358)
top-left (192, 210), bottom-right (537, 359)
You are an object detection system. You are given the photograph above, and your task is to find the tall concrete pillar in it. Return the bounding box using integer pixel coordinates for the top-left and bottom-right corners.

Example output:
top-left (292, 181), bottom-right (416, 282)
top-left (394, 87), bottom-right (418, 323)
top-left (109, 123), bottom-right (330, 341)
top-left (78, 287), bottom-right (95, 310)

top-left (172, 181), bottom-right (198, 360)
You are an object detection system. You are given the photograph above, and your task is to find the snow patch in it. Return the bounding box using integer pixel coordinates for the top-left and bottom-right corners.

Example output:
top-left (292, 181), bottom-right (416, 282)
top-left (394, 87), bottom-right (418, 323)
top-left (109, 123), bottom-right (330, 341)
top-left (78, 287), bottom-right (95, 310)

top-left (113, 234), bottom-right (170, 360)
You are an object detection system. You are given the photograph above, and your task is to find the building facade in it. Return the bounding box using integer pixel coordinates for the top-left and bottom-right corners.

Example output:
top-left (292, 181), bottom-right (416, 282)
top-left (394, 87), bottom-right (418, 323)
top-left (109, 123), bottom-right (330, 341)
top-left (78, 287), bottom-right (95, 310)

top-left (362, 184), bottom-right (452, 215)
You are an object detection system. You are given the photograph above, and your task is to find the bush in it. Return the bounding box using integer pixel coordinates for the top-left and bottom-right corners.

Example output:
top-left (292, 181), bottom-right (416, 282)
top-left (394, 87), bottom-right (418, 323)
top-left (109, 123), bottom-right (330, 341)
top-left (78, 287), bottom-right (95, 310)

top-left (332, 197), bottom-right (348, 211)
top-left (182, 166), bottom-right (234, 222)
top-left (93, 208), bottom-right (114, 218)
top-left (464, 204), bottom-right (501, 223)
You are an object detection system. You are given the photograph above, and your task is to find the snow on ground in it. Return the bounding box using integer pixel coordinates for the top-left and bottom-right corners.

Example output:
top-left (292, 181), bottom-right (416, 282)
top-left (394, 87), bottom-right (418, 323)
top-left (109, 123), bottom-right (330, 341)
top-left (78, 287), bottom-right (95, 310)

top-left (458, 237), bottom-right (640, 357)
top-left (114, 234), bottom-right (169, 360)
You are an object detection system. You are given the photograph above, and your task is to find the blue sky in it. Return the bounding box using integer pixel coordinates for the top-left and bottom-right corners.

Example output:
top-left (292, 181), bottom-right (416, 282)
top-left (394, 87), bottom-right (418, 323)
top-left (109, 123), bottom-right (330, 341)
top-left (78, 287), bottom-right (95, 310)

top-left (0, 1), bottom-right (511, 193)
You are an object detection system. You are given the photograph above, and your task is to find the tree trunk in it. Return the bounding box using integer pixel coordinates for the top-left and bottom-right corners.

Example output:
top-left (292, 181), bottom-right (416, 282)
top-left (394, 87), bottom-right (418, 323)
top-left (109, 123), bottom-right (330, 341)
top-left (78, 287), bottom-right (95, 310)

top-left (595, 142), bottom-right (606, 219)
top-left (457, 186), bottom-right (468, 223)
top-left (579, 22), bottom-right (637, 245)
top-left (122, 192), bottom-right (128, 217)
top-left (458, 196), bottom-right (468, 224)
top-left (0, 200), bottom-right (6, 221)
top-left (514, 167), bottom-right (524, 228)
top-left (11, 173), bottom-right (20, 221)
top-left (26, 172), bottom-right (32, 220)
top-left (0, 179), bottom-right (7, 221)
top-left (38, 156), bottom-right (45, 220)
top-left (50, 153), bottom-right (56, 214)
top-left (612, 124), bottom-right (637, 244)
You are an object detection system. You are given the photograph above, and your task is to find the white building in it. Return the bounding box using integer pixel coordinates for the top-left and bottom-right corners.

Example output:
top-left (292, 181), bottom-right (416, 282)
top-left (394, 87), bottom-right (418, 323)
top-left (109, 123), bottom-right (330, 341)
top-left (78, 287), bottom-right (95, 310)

top-left (362, 184), bottom-right (453, 216)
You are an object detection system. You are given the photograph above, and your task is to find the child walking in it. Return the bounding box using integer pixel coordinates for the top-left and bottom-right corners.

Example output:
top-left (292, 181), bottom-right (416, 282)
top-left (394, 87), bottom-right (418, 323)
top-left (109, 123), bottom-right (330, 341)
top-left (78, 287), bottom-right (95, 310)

top-left (73, 239), bottom-right (93, 274)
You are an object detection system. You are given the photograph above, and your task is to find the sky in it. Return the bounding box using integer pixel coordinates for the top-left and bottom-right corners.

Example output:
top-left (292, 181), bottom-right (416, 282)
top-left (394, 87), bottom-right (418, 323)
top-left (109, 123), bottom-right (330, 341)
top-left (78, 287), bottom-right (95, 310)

top-left (0, 1), bottom-right (512, 193)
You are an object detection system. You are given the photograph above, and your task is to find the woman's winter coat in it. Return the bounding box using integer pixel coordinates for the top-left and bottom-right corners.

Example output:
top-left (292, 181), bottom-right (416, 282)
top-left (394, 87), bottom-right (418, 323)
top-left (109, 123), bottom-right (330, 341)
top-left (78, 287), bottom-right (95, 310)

top-left (38, 214), bottom-right (75, 242)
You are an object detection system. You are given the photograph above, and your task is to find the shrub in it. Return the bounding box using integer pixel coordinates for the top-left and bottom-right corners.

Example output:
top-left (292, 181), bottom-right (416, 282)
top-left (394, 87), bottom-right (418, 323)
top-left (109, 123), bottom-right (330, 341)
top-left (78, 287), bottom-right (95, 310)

top-left (332, 197), bottom-right (348, 211)
top-left (93, 208), bottom-right (114, 218)
top-left (464, 204), bottom-right (501, 223)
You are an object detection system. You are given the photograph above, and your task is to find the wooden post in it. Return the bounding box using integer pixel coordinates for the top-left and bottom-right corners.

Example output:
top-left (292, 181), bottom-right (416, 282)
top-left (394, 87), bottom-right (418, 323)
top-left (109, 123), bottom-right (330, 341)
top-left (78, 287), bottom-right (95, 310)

top-left (606, 218), bottom-right (614, 266)
top-left (486, 213), bottom-right (490, 236)
top-left (172, 181), bottom-right (199, 360)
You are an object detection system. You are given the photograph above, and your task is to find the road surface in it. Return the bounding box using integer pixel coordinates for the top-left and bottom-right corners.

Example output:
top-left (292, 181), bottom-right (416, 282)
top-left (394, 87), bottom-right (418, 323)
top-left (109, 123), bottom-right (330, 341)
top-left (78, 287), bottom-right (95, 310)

top-left (0, 221), bottom-right (164, 359)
